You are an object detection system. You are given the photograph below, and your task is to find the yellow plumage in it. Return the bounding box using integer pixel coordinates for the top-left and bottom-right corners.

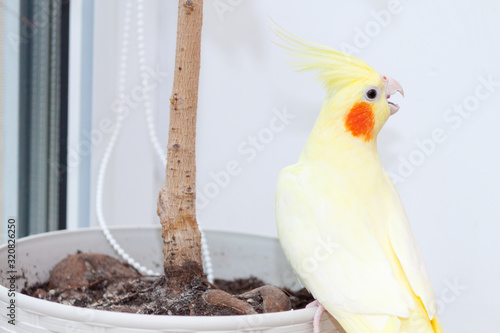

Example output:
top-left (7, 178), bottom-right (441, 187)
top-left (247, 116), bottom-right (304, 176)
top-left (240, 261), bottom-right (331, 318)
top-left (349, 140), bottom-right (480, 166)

top-left (275, 30), bottom-right (444, 333)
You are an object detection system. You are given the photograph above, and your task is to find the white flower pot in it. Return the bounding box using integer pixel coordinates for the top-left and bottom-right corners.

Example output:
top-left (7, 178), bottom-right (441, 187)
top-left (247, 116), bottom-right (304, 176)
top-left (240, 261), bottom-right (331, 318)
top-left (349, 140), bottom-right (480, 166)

top-left (0, 226), bottom-right (341, 332)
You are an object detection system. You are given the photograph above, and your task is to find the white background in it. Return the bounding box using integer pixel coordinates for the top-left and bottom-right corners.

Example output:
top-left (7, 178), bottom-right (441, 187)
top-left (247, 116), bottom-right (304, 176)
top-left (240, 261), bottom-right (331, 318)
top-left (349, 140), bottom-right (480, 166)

top-left (88, 1), bottom-right (500, 331)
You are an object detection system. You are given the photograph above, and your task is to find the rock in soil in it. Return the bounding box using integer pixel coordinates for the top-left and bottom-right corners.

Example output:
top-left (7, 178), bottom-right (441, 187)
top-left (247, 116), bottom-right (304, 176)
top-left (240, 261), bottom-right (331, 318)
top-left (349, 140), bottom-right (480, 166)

top-left (22, 252), bottom-right (313, 316)
top-left (49, 253), bottom-right (140, 289)
top-left (239, 285), bottom-right (291, 313)
top-left (203, 289), bottom-right (257, 314)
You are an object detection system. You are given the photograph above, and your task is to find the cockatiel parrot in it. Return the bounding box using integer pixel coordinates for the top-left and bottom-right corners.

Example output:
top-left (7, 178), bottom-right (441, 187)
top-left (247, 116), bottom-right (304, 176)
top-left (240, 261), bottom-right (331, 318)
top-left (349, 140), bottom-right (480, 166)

top-left (275, 30), bottom-right (444, 333)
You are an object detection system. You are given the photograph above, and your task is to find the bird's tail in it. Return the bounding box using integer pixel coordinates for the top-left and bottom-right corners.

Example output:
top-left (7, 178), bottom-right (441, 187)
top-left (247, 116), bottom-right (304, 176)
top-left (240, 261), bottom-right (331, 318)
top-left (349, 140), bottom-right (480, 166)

top-left (330, 301), bottom-right (444, 333)
top-left (332, 313), bottom-right (443, 333)
top-left (430, 316), bottom-right (444, 333)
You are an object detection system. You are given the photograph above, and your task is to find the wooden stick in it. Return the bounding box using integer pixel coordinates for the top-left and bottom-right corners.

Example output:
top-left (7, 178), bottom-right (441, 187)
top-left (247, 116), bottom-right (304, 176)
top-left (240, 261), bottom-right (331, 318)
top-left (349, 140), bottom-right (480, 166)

top-left (157, 0), bottom-right (204, 292)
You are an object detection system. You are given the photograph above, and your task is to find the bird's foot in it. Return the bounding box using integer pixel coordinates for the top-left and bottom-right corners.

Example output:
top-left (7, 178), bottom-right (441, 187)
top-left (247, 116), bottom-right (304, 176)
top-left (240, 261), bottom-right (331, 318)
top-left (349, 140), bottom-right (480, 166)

top-left (306, 300), bottom-right (320, 308)
top-left (306, 300), bottom-right (325, 333)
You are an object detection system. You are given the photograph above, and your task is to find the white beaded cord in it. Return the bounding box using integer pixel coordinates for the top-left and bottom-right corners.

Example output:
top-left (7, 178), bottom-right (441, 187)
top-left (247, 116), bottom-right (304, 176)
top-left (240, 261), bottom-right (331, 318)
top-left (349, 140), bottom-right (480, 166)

top-left (95, 0), bottom-right (157, 275)
top-left (96, 0), bottom-right (214, 282)
top-left (135, 0), bottom-right (166, 162)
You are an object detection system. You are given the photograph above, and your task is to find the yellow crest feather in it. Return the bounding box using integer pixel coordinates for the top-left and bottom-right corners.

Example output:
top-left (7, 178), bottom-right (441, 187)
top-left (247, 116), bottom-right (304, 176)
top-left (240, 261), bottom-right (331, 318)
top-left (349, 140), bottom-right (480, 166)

top-left (274, 26), bottom-right (380, 91)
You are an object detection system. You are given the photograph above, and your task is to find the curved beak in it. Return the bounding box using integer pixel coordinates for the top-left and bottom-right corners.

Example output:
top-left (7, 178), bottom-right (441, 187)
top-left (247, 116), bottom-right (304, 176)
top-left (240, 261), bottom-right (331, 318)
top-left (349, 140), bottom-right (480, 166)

top-left (382, 76), bottom-right (404, 115)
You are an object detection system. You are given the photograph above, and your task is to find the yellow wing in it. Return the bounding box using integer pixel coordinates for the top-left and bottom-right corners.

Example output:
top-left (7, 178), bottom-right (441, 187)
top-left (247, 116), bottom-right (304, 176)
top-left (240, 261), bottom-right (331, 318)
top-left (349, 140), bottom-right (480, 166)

top-left (276, 163), bottom-right (443, 332)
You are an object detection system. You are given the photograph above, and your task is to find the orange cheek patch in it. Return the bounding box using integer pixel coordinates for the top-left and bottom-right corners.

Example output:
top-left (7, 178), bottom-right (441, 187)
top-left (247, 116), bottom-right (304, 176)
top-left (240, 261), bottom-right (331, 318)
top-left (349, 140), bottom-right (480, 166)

top-left (345, 101), bottom-right (375, 142)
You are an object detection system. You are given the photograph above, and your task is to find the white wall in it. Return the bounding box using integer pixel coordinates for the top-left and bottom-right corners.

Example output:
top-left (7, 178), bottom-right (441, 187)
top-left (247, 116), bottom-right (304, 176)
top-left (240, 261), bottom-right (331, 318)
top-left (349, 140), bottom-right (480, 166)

top-left (90, 1), bottom-right (500, 331)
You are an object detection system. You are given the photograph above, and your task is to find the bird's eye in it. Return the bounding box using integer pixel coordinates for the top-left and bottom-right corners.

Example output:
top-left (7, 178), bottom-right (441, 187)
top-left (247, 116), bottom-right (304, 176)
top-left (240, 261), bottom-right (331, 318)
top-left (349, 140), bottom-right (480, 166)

top-left (364, 87), bottom-right (379, 101)
top-left (366, 89), bottom-right (377, 99)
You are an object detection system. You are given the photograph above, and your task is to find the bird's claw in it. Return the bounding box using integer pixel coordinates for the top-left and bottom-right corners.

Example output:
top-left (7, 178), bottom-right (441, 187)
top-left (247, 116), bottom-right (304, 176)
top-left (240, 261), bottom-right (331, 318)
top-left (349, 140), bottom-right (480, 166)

top-left (306, 300), bottom-right (325, 333)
